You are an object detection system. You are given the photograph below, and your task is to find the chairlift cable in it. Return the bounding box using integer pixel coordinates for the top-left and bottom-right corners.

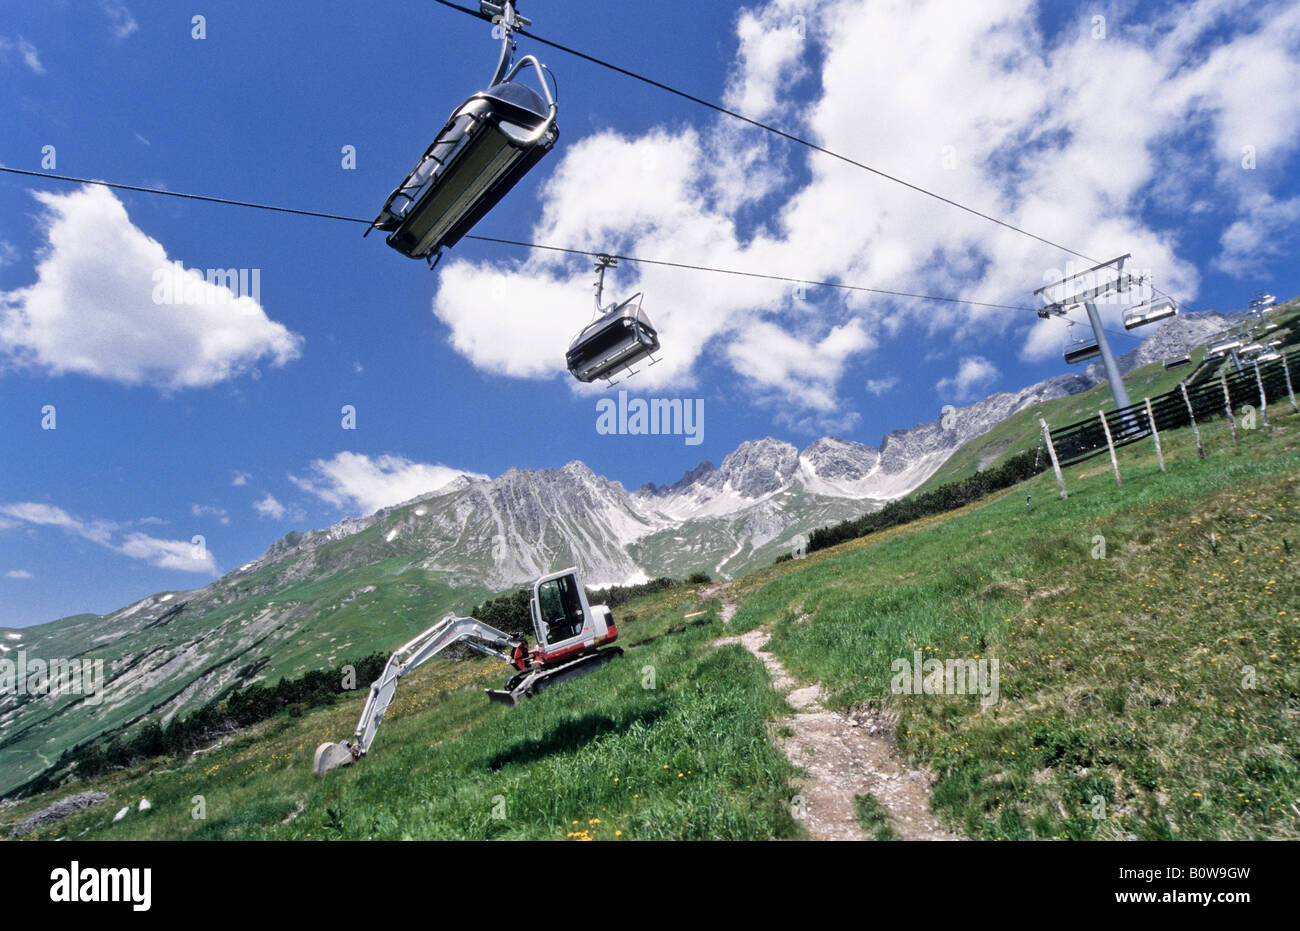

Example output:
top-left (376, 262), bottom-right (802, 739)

top-left (0, 166), bottom-right (372, 224)
top-left (0, 165), bottom-right (1046, 315)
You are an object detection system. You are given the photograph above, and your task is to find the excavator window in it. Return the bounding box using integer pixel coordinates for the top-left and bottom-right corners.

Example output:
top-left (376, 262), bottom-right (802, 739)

top-left (537, 573), bottom-right (585, 644)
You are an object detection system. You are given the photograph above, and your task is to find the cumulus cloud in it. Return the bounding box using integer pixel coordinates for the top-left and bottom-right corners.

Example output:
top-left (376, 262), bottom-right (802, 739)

top-left (936, 355), bottom-right (1000, 401)
top-left (0, 36), bottom-right (45, 75)
top-left (290, 452), bottom-right (488, 516)
top-left (727, 318), bottom-right (874, 429)
top-left (117, 533), bottom-right (212, 572)
top-left (231, 471), bottom-right (251, 487)
top-left (0, 502), bottom-right (216, 573)
top-left (427, 0), bottom-right (1300, 418)
top-left (1215, 193), bottom-right (1300, 275)
top-left (5, 569), bottom-right (34, 580)
top-left (865, 376), bottom-right (899, 396)
top-left (0, 185), bottom-right (302, 390)
top-left (253, 494), bottom-right (287, 520)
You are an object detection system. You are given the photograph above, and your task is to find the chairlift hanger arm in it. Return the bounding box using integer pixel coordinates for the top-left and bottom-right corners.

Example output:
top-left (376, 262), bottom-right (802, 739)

top-left (481, 1), bottom-right (531, 85)
top-left (593, 253), bottom-right (618, 311)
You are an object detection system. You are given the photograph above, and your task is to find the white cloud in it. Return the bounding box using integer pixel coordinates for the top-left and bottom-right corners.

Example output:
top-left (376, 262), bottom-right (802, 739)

top-left (0, 185), bottom-right (302, 390)
top-left (291, 452), bottom-right (488, 516)
top-left (727, 318), bottom-right (874, 418)
top-left (117, 533), bottom-right (213, 572)
top-left (232, 471), bottom-right (251, 487)
top-left (253, 494), bottom-right (287, 520)
top-left (5, 569), bottom-right (33, 580)
top-left (865, 376), bottom-right (899, 396)
top-left (0, 502), bottom-right (216, 573)
top-left (191, 503), bottom-right (230, 525)
top-left (936, 355), bottom-right (1000, 401)
top-left (427, 0), bottom-right (1300, 415)
top-left (1215, 193), bottom-right (1300, 275)
top-left (0, 501), bottom-right (115, 546)
top-left (100, 2), bottom-right (139, 39)
top-left (0, 36), bottom-right (45, 75)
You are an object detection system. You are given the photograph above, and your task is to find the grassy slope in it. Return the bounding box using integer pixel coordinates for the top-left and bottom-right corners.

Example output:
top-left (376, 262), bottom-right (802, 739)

top-left (6, 385), bottom-right (1299, 841)
top-left (4, 587), bottom-right (799, 840)
top-left (739, 408), bottom-right (1300, 839)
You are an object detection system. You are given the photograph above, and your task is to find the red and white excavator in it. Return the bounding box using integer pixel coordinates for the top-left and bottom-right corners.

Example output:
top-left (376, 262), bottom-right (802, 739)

top-left (313, 567), bottom-right (621, 776)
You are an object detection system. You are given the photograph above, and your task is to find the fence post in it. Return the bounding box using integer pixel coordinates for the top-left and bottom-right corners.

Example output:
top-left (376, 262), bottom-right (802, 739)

top-left (1180, 381), bottom-right (1205, 459)
top-left (1144, 397), bottom-right (1165, 473)
top-left (1039, 418), bottom-right (1067, 499)
top-left (1254, 361), bottom-right (1269, 430)
top-left (1281, 353), bottom-right (1299, 414)
top-left (1220, 369), bottom-right (1238, 443)
top-left (1099, 410), bottom-right (1122, 487)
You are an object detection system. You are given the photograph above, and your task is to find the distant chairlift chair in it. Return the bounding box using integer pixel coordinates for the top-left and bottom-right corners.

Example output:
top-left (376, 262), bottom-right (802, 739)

top-left (566, 256), bottom-right (661, 384)
top-left (1123, 296), bottom-right (1178, 331)
top-left (1063, 320), bottom-right (1101, 365)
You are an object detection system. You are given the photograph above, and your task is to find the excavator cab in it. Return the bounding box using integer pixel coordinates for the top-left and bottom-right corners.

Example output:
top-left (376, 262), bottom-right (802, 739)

top-left (530, 568), bottom-right (616, 658)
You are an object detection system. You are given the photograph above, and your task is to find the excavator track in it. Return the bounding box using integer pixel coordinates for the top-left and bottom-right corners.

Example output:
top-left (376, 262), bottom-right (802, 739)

top-left (486, 647), bottom-right (623, 706)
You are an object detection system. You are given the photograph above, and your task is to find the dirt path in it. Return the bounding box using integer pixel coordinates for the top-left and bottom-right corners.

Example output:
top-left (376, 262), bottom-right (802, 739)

top-left (709, 590), bottom-right (959, 841)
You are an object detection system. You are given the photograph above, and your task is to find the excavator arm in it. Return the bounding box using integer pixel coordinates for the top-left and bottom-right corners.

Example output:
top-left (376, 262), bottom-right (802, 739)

top-left (313, 615), bottom-right (522, 776)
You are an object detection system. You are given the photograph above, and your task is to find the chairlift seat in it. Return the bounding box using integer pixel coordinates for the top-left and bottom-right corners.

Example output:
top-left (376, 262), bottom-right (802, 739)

top-left (1123, 296), bottom-right (1178, 330)
top-left (1063, 341), bottom-right (1100, 365)
top-left (370, 62), bottom-right (558, 262)
top-left (566, 296), bottom-right (660, 383)
top-left (1163, 356), bottom-right (1191, 370)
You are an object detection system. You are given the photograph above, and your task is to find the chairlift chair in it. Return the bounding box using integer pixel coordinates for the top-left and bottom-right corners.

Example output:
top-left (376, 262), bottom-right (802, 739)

top-left (566, 256), bottom-right (661, 384)
top-left (1163, 355), bottom-right (1191, 370)
top-left (367, 1), bottom-right (558, 266)
top-left (1063, 321), bottom-right (1100, 365)
top-left (1207, 336), bottom-right (1243, 358)
top-left (1248, 291), bottom-right (1276, 312)
top-left (1123, 296), bottom-right (1178, 330)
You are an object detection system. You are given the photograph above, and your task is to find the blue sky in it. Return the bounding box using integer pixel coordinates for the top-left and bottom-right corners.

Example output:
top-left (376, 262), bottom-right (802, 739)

top-left (2, 0), bottom-right (1298, 627)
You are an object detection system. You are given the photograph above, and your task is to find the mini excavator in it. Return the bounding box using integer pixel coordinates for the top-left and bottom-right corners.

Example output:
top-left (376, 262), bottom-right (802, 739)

top-left (313, 567), bottom-right (621, 776)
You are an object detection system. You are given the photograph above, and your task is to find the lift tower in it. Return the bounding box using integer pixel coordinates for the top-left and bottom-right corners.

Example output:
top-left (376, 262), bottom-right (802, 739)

top-left (1035, 255), bottom-right (1141, 412)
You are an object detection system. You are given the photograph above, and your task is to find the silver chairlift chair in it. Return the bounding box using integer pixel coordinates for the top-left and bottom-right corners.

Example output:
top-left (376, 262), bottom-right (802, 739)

top-left (367, 1), bottom-right (558, 266)
top-left (566, 257), bottom-right (661, 384)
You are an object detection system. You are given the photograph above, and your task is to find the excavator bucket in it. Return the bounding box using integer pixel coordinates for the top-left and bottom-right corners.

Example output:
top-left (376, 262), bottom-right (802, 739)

top-left (313, 741), bottom-right (356, 777)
